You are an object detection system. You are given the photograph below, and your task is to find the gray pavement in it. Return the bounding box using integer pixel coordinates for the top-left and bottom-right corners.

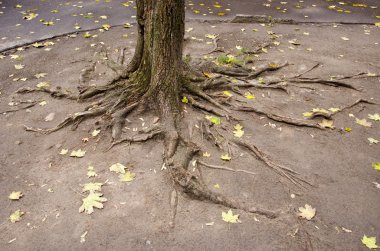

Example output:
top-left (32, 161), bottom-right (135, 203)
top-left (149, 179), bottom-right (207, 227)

top-left (0, 0), bottom-right (379, 52)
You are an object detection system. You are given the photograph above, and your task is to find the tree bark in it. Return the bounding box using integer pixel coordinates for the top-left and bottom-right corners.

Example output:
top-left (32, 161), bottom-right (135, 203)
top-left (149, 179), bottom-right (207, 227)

top-left (130, 0), bottom-right (185, 121)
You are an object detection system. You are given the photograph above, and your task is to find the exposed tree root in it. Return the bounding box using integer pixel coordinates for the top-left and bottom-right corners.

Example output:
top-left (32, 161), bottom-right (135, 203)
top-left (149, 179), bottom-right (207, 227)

top-left (17, 41), bottom-right (378, 224)
top-left (234, 105), bottom-right (322, 129)
top-left (247, 61), bottom-right (289, 80)
top-left (0, 101), bottom-right (37, 114)
top-left (107, 127), bottom-right (162, 151)
top-left (231, 139), bottom-right (312, 188)
top-left (198, 160), bottom-right (256, 176)
top-left (24, 105), bottom-right (109, 134)
top-left (17, 87), bottom-right (78, 100)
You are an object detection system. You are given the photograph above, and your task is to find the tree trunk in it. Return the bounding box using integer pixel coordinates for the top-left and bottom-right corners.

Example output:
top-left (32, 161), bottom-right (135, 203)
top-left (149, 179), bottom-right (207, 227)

top-left (130, 0), bottom-right (185, 122)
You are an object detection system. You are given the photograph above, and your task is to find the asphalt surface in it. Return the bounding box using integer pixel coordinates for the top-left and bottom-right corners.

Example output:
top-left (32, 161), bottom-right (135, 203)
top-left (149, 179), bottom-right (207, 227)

top-left (0, 0), bottom-right (379, 51)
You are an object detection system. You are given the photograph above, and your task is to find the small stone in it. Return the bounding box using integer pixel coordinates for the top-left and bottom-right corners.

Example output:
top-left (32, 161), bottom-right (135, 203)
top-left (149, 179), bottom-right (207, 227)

top-left (15, 140), bottom-right (22, 145)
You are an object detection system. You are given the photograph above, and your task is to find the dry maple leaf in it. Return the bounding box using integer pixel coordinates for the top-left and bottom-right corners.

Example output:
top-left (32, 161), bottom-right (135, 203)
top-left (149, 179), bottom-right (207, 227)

top-left (79, 192), bottom-right (107, 214)
top-left (298, 204), bottom-right (316, 220)
top-left (9, 209), bottom-right (24, 223)
top-left (9, 191), bottom-right (23, 200)
top-left (356, 118), bottom-right (372, 127)
top-left (109, 163), bottom-right (128, 174)
top-left (222, 209), bottom-right (240, 223)
top-left (119, 171), bottom-right (135, 182)
top-left (362, 235), bottom-right (379, 249)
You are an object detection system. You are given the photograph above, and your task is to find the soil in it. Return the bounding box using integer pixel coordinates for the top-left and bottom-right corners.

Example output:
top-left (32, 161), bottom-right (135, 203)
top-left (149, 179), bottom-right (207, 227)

top-left (0, 21), bottom-right (379, 250)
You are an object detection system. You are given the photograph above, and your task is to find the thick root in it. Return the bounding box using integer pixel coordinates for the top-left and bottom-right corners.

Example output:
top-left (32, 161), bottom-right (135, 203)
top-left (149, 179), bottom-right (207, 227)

top-left (235, 105), bottom-right (322, 129)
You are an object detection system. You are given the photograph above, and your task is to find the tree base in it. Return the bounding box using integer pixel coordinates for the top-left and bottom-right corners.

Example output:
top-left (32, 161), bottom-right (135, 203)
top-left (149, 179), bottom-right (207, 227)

top-left (15, 46), bottom-right (378, 225)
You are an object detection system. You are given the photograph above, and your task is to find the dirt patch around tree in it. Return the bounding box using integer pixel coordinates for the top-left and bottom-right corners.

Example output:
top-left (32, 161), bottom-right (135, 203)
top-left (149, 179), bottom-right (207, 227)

top-left (0, 21), bottom-right (379, 250)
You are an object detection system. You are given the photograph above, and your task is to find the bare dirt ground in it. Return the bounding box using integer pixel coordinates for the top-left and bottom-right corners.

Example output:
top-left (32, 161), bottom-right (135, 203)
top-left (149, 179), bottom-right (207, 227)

top-left (0, 21), bottom-right (379, 250)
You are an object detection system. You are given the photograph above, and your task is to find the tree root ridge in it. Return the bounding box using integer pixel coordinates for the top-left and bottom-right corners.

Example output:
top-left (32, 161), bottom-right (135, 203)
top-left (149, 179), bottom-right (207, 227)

top-left (235, 105), bottom-right (322, 129)
top-left (165, 136), bottom-right (279, 219)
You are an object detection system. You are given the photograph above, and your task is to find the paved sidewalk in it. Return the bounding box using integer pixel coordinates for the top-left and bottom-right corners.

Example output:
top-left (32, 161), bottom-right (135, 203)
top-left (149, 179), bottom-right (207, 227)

top-left (0, 0), bottom-right (379, 51)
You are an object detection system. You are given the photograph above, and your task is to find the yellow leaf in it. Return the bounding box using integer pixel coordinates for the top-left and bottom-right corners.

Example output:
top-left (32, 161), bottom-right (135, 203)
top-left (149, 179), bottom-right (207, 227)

top-left (70, 149), bottom-right (86, 158)
top-left (362, 235), bottom-right (379, 249)
top-left (368, 138), bottom-right (379, 144)
top-left (222, 209), bottom-right (240, 223)
top-left (373, 162), bottom-right (380, 171)
top-left (181, 96), bottom-right (188, 104)
top-left (205, 115), bottom-right (221, 125)
top-left (87, 166), bottom-right (97, 178)
top-left (34, 73), bottom-right (47, 78)
top-left (318, 119), bottom-right (334, 129)
top-left (303, 112), bottom-right (313, 117)
top-left (9, 210), bottom-right (24, 223)
top-left (205, 34), bottom-right (218, 39)
top-left (328, 107), bottom-right (340, 113)
top-left (91, 129), bottom-right (100, 137)
top-left (119, 171), bottom-right (135, 182)
top-left (244, 92), bottom-right (255, 99)
top-left (368, 113), bottom-right (380, 121)
top-left (9, 191), bottom-right (23, 200)
top-left (79, 192), bottom-right (107, 214)
top-left (223, 91), bottom-right (233, 97)
top-left (39, 100), bottom-right (47, 106)
top-left (82, 182), bottom-right (103, 192)
top-left (109, 163), bottom-right (127, 174)
top-left (344, 127), bottom-right (352, 132)
top-left (101, 24), bottom-right (111, 30)
top-left (14, 64), bottom-right (24, 70)
top-left (203, 152), bottom-right (211, 157)
top-left (221, 154), bottom-right (231, 161)
top-left (298, 204), bottom-right (316, 220)
top-left (375, 22), bottom-right (380, 27)
top-left (36, 82), bottom-right (50, 89)
top-left (233, 124), bottom-right (244, 138)
top-left (356, 118), bottom-right (372, 127)
top-left (213, 183), bottom-right (220, 189)
top-left (59, 149), bottom-right (68, 155)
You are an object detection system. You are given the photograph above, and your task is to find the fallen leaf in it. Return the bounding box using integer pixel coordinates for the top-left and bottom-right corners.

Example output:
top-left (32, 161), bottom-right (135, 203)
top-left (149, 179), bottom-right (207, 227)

top-left (344, 127), bottom-right (352, 132)
top-left (14, 64), bottom-right (24, 70)
top-left (79, 192), bottom-right (107, 214)
top-left (70, 149), bottom-right (86, 158)
top-left (34, 73), bottom-right (47, 78)
top-left (203, 152), bottom-right (211, 157)
top-left (221, 154), bottom-right (231, 161)
top-left (244, 92), bottom-right (255, 99)
top-left (356, 118), bottom-right (372, 127)
top-left (222, 209), bottom-right (240, 223)
top-left (119, 171), bottom-right (135, 182)
top-left (368, 113), bottom-right (380, 121)
top-left (206, 115), bottom-right (221, 125)
top-left (213, 183), bottom-right (220, 188)
top-left (109, 163), bottom-right (128, 174)
top-left (181, 96), bottom-right (189, 104)
top-left (59, 149), bottom-right (68, 155)
top-left (368, 138), bottom-right (379, 144)
top-left (91, 129), bottom-right (100, 137)
top-left (233, 124), bottom-right (244, 138)
top-left (319, 119), bottom-right (334, 129)
top-left (82, 182), bottom-right (103, 192)
top-left (223, 91), bottom-right (233, 97)
top-left (373, 162), bottom-right (380, 171)
top-left (329, 107), bottom-right (340, 113)
top-left (87, 166), bottom-right (97, 178)
top-left (9, 191), bottom-right (23, 200)
top-left (36, 82), bottom-right (50, 89)
top-left (362, 235), bottom-right (379, 249)
top-left (298, 204), bottom-right (316, 220)
top-left (39, 100), bottom-right (47, 106)
top-left (9, 210), bottom-right (24, 223)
